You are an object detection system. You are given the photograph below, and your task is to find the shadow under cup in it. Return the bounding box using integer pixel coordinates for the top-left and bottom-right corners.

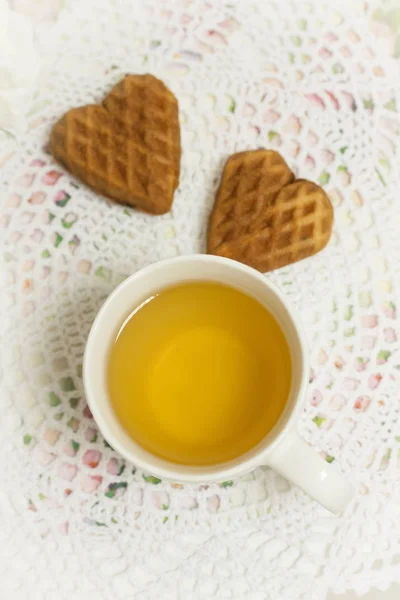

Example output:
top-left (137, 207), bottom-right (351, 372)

top-left (83, 255), bottom-right (308, 483)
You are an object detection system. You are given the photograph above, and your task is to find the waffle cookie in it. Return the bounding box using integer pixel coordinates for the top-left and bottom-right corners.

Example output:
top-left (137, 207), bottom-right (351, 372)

top-left (208, 149), bottom-right (333, 272)
top-left (50, 74), bottom-right (181, 214)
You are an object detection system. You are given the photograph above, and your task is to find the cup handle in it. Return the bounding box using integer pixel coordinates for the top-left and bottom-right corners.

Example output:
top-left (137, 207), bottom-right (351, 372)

top-left (266, 431), bottom-right (354, 513)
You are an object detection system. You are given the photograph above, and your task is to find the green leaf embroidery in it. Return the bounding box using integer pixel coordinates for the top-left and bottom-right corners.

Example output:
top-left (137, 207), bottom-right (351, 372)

top-left (268, 130), bottom-right (278, 142)
top-left (41, 249), bottom-right (51, 259)
top-left (297, 19), bottom-right (307, 31)
top-left (67, 417), bottom-right (79, 431)
top-left (332, 63), bottom-right (343, 74)
top-left (363, 98), bottom-right (374, 110)
top-left (339, 146), bottom-right (348, 154)
top-left (95, 266), bottom-right (111, 281)
top-left (344, 306), bottom-right (354, 321)
top-left (23, 434), bottom-right (32, 445)
top-left (318, 172), bottom-right (330, 186)
top-left (54, 412), bottom-right (64, 421)
top-left (49, 212), bottom-right (56, 222)
top-left (55, 194), bottom-right (71, 207)
top-left (337, 165), bottom-right (348, 172)
top-left (142, 474), bottom-right (161, 484)
top-left (60, 377), bottom-right (75, 392)
top-left (290, 35), bottom-right (302, 47)
top-left (54, 233), bottom-right (63, 248)
top-left (117, 464), bottom-right (126, 476)
top-left (325, 455), bottom-right (335, 463)
top-left (375, 168), bottom-right (386, 186)
top-left (111, 517), bottom-right (118, 523)
top-left (162, 504), bottom-right (169, 510)
top-left (71, 440), bottom-right (80, 452)
top-left (344, 327), bottom-right (355, 337)
top-left (220, 480), bottom-right (233, 488)
top-left (95, 521), bottom-right (108, 527)
top-left (313, 415), bottom-right (325, 428)
top-left (228, 99), bottom-right (236, 113)
top-left (38, 493), bottom-right (46, 501)
top-left (377, 350), bottom-right (391, 362)
top-left (62, 218), bottom-right (74, 229)
top-left (395, 35), bottom-right (400, 59)
top-left (105, 482), bottom-right (128, 498)
top-left (49, 391), bottom-right (61, 407)
top-left (384, 99), bottom-right (397, 112)
top-left (379, 158), bottom-right (390, 172)
top-left (163, 516), bottom-right (169, 524)
top-left (69, 397), bottom-right (80, 409)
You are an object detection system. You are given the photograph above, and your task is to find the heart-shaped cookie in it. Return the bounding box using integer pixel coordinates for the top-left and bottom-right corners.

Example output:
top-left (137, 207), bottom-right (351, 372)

top-left (208, 149), bottom-right (333, 272)
top-left (50, 74), bottom-right (181, 214)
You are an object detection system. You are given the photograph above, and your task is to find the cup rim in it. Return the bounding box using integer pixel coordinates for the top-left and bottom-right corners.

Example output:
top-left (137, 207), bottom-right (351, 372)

top-left (83, 254), bottom-right (309, 482)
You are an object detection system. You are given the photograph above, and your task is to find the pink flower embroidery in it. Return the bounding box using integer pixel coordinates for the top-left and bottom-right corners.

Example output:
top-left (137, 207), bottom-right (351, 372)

top-left (82, 449), bottom-right (101, 468)
top-left (341, 46), bottom-right (352, 58)
top-left (362, 335), bottom-right (376, 350)
top-left (205, 30), bottom-right (227, 45)
top-left (334, 356), bottom-right (345, 370)
top-left (304, 155), bottom-right (315, 171)
top-left (361, 315), bottom-right (378, 328)
top-left (28, 191), bottom-right (46, 204)
top-left (5, 194), bottom-right (22, 208)
top-left (43, 428), bottom-right (60, 446)
top-left (343, 378), bottom-right (359, 391)
top-left (330, 394), bottom-right (347, 410)
top-left (325, 91), bottom-right (340, 110)
top-left (41, 170), bottom-right (62, 185)
top-left (384, 328), bottom-right (397, 343)
top-left (29, 159), bottom-right (46, 167)
top-left (218, 17), bottom-right (240, 32)
top-left (305, 94), bottom-right (326, 109)
top-left (107, 458), bottom-right (119, 475)
top-left (283, 115), bottom-right (301, 135)
top-left (58, 463), bottom-right (78, 481)
top-left (368, 374), bottom-right (382, 390)
top-left (207, 495), bottom-right (220, 513)
top-left (80, 474), bottom-right (102, 493)
top-left (321, 150), bottom-right (334, 165)
top-left (383, 302), bottom-right (396, 319)
top-left (84, 426), bottom-right (97, 442)
top-left (58, 522), bottom-right (69, 536)
top-left (318, 47), bottom-right (332, 60)
top-left (307, 131), bottom-right (318, 146)
top-left (35, 448), bottom-right (55, 465)
top-left (310, 389), bottom-right (322, 407)
top-left (354, 395), bottom-right (371, 411)
top-left (83, 405), bottom-right (93, 419)
top-left (355, 357), bottom-right (369, 372)
top-left (17, 173), bottom-right (36, 188)
top-left (324, 32), bottom-right (338, 43)
top-left (287, 140), bottom-right (300, 157)
top-left (263, 109), bottom-right (280, 123)
top-left (152, 491), bottom-right (169, 510)
top-left (341, 92), bottom-right (356, 110)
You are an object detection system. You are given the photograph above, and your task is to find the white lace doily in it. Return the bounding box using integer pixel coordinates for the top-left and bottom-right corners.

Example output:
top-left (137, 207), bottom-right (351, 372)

top-left (1, 1), bottom-right (400, 598)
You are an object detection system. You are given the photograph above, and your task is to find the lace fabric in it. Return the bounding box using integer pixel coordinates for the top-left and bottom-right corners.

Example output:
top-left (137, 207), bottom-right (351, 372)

top-left (1, 0), bottom-right (400, 598)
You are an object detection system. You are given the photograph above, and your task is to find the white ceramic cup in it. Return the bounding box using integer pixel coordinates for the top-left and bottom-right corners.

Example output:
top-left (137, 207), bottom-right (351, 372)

top-left (84, 255), bottom-right (353, 513)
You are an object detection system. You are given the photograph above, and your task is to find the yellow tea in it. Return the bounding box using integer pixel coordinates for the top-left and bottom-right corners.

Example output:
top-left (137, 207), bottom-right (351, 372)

top-left (108, 282), bottom-right (292, 465)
